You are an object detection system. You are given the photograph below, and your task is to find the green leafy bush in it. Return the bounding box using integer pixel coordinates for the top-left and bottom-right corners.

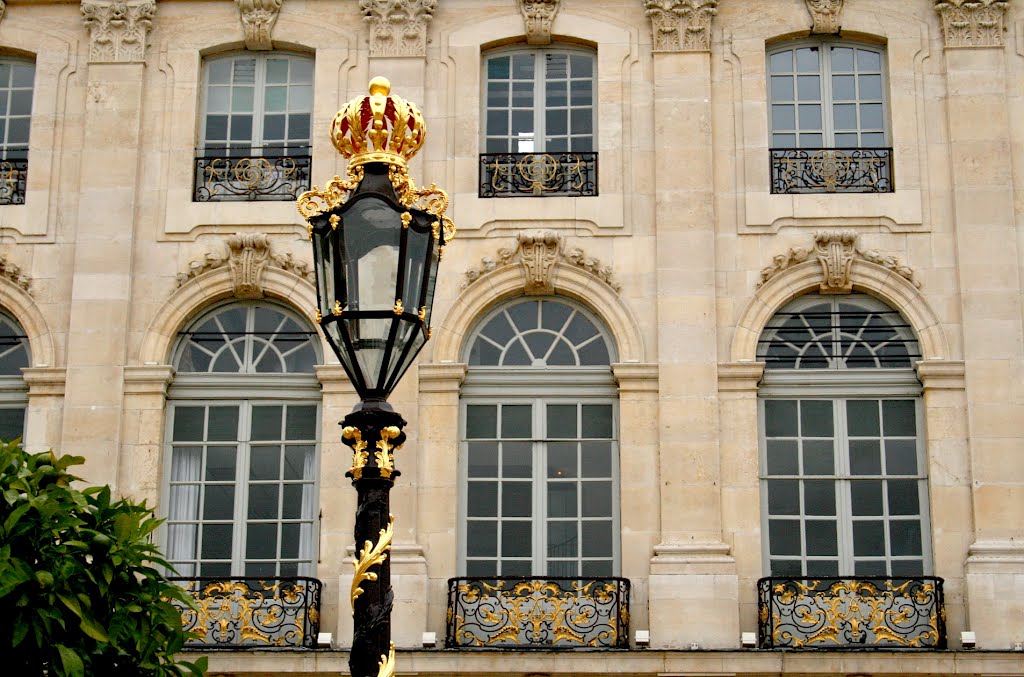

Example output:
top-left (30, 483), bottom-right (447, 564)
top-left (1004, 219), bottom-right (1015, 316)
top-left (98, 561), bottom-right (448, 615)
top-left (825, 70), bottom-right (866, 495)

top-left (0, 442), bottom-right (207, 676)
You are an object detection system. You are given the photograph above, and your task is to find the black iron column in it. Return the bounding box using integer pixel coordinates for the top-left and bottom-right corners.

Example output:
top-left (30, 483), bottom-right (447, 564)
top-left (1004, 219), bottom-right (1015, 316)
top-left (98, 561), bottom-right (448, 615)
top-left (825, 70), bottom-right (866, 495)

top-left (340, 402), bottom-right (406, 677)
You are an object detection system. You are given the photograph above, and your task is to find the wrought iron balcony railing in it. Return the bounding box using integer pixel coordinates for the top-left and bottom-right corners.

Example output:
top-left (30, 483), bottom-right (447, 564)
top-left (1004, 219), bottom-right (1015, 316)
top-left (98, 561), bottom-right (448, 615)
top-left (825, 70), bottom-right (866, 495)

top-left (480, 152), bottom-right (598, 198)
top-left (168, 576), bottom-right (322, 649)
top-left (193, 147), bottom-right (312, 202)
top-left (446, 576), bottom-right (629, 649)
top-left (0, 154), bottom-right (28, 205)
top-left (758, 576), bottom-right (945, 649)
top-left (770, 148), bottom-right (893, 194)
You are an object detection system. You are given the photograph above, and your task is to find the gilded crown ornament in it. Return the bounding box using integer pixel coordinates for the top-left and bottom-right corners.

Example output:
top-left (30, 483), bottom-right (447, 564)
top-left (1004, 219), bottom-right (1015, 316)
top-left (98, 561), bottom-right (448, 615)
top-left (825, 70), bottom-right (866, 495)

top-left (330, 76), bottom-right (426, 170)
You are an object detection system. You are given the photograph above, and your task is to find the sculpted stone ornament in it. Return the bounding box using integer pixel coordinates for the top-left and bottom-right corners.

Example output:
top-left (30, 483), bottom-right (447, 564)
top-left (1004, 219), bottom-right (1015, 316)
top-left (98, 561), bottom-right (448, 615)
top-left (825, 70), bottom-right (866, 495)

top-left (360, 0), bottom-right (437, 58)
top-left (935, 0), bottom-right (1009, 48)
top-left (236, 0), bottom-right (283, 51)
top-left (806, 0), bottom-right (844, 34)
top-left (521, 0), bottom-right (560, 46)
top-left (0, 254), bottom-right (31, 293)
top-left (176, 234), bottom-right (314, 296)
top-left (758, 231), bottom-right (920, 291)
top-left (644, 0), bottom-right (718, 53)
top-left (0, 2), bottom-right (6, 25)
top-left (518, 231), bottom-right (564, 295)
top-left (80, 0), bottom-right (156, 63)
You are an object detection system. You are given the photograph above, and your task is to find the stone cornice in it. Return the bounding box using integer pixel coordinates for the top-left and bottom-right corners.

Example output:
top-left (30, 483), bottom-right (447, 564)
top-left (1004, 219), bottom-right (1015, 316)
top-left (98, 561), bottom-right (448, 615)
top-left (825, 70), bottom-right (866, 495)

top-left (123, 365), bottom-right (175, 396)
top-left (611, 363), bottom-right (659, 392)
top-left (915, 359), bottom-right (966, 390)
top-left (22, 367), bottom-right (67, 397)
top-left (360, 0), bottom-right (436, 58)
top-left (717, 361), bottom-right (765, 392)
top-left (314, 364), bottom-right (357, 395)
top-left (935, 0), bottom-right (1010, 48)
top-left (418, 363), bottom-right (468, 393)
top-left (644, 0), bottom-right (718, 53)
top-left (80, 0), bottom-right (155, 63)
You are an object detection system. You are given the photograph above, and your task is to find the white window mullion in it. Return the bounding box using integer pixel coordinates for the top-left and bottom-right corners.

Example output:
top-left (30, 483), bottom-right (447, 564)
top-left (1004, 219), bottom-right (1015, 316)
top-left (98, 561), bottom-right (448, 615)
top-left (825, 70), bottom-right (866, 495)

top-left (232, 403), bottom-right (252, 575)
top-left (834, 399), bottom-right (854, 574)
top-left (533, 400), bottom-right (545, 575)
top-left (820, 45), bottom-right (835, 144)
top-left (534, 58), bottom-right (546, 151)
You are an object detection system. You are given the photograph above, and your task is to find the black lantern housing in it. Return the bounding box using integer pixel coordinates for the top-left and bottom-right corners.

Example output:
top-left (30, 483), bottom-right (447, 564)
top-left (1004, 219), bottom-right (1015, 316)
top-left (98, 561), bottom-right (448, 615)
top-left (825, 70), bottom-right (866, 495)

top-left (308, 163), bottom-right (447, 402)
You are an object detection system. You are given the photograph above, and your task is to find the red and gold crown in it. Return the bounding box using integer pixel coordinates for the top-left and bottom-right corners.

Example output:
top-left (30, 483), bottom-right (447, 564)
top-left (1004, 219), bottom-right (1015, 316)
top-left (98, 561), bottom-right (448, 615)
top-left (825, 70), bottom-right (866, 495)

top-left (330, 76), bottom-right (426, 169)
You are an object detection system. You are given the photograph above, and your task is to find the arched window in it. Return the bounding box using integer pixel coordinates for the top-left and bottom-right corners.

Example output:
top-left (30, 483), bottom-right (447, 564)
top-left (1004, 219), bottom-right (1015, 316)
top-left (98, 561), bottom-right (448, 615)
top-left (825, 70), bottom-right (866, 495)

top-left (164, 302), bottom-right (321, 578)
top-left (758, 294), bottom-right (929, 577)
top-left (195, 52), bottom-right (313, 201)
top-left (0, 310), bottom-right (29, 441)
top-left (460, 298), bottom-right (618, 577)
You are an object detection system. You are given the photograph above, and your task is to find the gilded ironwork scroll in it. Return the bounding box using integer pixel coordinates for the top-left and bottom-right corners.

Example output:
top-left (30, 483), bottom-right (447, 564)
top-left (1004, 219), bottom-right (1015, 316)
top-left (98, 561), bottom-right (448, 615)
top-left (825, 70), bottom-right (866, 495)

top-left (770, 148), bottom-right (893, 194)
top-left (169, 576), bottom-right (323, 649)
top-left (446, 577), bottom-right (630, 649)
top-left (0, 157), bottom-right (27, 205)
top-left (480, 152), bottom-right (598, 198)
top-left (194, 149), bottom-right (312, 201)
top-left (757, 577), bottom-right (946, 649)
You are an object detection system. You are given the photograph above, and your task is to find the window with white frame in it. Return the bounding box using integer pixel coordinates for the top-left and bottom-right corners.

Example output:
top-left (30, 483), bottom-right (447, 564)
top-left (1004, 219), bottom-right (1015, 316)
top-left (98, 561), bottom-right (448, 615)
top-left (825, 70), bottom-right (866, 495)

top-left (483, 48), bottom-right (595, 154)
top-left (0, 310), bottom-right (29, 442)
top-left (461, 298), bottom-right (618, 578)
top-left (758, 294), bottom-right (929, 578)
top-left (0, 59), bottom-right (34, 205)
top-left (768, 41), bottom-right (888, 149)
top-left (164, 302), bottom-right (321, 579)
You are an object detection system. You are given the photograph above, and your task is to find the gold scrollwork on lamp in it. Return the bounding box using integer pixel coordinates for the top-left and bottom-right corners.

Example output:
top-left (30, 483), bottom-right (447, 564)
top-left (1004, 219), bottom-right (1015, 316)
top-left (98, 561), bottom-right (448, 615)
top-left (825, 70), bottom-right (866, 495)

top-left (351, 515), bottom-right (395, 611)
top-left (374, 426), bottom-right (402, 478)
top-left (343, 426), bottom-right (369, 479)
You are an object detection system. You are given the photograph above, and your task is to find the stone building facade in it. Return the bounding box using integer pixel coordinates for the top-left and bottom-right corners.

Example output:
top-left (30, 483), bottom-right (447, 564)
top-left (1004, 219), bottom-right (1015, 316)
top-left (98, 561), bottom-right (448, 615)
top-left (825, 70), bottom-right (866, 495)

top-left (3, 0), bottom-right (1024, 674)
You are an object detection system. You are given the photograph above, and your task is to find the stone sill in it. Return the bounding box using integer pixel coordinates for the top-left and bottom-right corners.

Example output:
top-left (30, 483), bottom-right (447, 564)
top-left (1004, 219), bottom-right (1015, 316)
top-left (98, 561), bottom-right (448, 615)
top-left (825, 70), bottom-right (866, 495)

top-left (197, 648), bottom-right (1024, 676)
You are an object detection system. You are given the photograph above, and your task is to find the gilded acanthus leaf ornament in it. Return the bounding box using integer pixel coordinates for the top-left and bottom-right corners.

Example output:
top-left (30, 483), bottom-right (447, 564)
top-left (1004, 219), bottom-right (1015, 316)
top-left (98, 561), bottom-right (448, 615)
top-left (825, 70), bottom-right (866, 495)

top-left (520, 0), bottom-right (560, 46)
top-left (757, 231), bottom-right (921, 291)
top-left (343, 426), bottom-right (370, 479)
top-left (935, 0), bottom-right (1009, 48)
top-left (805, 0), bottom-right (844, 34)
top-left (360, 0), bottom-right (437, 57)
top-left (351, 515), bottom-right (395, 611)
top-left (80, 0), bottom-right (156, 63)
top-left (643, 0), bottom-right (718, 53)
top-left (236, 0), bottom-right (283, 51)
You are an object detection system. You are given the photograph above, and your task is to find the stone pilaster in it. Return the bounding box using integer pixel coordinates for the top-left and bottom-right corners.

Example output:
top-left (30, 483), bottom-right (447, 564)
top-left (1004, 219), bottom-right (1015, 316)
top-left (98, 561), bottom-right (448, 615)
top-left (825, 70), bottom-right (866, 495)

top-left (935, 0), bottom-right (1010, 48)
top-left (941, 22), bottom-right (1024, 649)
top-left (120, 366), bottom-right (174, 506)
top-left (21, 367), bottom-right (66, 454)
top-left (80, 0), bottom-right (155, 63)
top-left (648, 31), bottom-right (734, 646)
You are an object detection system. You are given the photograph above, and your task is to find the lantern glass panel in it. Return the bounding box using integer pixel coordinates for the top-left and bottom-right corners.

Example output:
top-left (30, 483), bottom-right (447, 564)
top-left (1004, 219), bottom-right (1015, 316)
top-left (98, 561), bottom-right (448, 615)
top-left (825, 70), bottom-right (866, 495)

top-left (342, 198), bottom-right (401, 313)
top-left (401, 216), bottom-right (431, 313)
top-left (312, 228), bottom-right (336, 318)
top-left (422, 234), bottom-right (441, 327)
top-left (384, 320), bottom-right (426, 394)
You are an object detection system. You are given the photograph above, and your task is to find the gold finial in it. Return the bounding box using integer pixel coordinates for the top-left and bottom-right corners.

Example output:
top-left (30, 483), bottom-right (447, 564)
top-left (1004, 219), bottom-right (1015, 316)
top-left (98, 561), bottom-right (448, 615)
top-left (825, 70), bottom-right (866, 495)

top-left (393, 299), bottom-right (404, 315)
top-left (332, 300), bottom-right (343, 316)
top-left (368, 76), bottom-right (391, 96)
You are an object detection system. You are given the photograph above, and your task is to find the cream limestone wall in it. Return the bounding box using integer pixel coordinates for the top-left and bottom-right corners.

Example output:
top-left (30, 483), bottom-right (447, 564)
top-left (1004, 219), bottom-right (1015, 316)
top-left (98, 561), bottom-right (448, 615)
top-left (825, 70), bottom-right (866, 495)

top-left (3, 0), bottom-right (1024, 671)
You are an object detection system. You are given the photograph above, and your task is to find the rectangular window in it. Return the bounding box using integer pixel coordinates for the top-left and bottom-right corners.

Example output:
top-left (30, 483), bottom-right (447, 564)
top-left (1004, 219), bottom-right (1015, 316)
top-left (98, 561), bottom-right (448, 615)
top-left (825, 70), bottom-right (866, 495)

top-left (0, 60), bottom-right (34, 205)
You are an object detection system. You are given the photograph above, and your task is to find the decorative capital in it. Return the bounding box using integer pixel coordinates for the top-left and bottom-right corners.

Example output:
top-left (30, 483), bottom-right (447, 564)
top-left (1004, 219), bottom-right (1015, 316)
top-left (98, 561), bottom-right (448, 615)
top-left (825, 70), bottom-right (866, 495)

top-left (360, 0), bottom-right (437, 58)
top-left (805, 0), bottom-right (844, 34)
top-left (176, 233), bottom-right (314, 295)
top-left (935, 0), bottom-right (1009, 48)
top-left (520, 0), bottom-right (560, 46)
top-left (644, 0), bottom-right (718, 53)
top-left (518, 230), bottom-right (564, 295)
top-left (758, 231), bottom-right (921, 291)
top-left (80, 0), bottom-right (155, 63)
top-left (236, 0), bottom-right (283, 51)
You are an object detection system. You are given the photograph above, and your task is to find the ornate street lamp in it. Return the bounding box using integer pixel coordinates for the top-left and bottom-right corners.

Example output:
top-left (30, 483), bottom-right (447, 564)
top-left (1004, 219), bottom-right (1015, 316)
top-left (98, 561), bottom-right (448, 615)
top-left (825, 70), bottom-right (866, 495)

top-left (297, 77), bottom-right (454, 677)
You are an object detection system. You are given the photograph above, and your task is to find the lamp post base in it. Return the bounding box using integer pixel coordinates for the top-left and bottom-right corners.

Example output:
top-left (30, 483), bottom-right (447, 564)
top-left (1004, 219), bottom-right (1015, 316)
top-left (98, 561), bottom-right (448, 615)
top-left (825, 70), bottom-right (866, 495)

top-left (341, 402), bottom-right (407, 677)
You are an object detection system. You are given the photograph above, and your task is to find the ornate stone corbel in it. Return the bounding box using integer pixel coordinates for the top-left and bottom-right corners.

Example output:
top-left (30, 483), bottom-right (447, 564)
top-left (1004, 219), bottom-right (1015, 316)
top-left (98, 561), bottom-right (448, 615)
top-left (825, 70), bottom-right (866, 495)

top-left (520, 0), bottom-right (560, 46)
top-left (462, 234), bottom-right (621, 293)
top-left (814, 230), bottom-right (857, 293)
top-left (360, 0), bottom-right (437, 58)
top-left (935, 0), bottom-right (1009, 48)
top-left (644, 0), bottom-right (718, 53)
top-left (758, 231), bottom-right (921, 291)
top-left (0, 254), bottom-right (31, 293)
top-left (518, 231), bottom-right (563, 295)
top-left (80, 0), bottom-right (156, 63)
top-left (176, 234), bottom-right (314, 295)
top-left (805, 0), bottom-right (844, 34)
top-left (236, 0), bottom-right (283, 51)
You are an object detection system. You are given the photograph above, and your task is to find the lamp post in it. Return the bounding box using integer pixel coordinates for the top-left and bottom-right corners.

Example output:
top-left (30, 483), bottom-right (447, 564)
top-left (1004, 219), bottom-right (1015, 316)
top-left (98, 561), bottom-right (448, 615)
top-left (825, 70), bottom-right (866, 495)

top-left (297, 77), bottom-right (454, 677)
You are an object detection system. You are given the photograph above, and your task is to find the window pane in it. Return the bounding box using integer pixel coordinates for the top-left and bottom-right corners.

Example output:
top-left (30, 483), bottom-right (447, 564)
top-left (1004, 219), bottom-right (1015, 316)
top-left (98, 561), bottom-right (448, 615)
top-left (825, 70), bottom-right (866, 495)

top-left (467, 481), bottom-right (497, 517)
top-left (805, 520), bottom-right (837, 556)
top-left (487, 110), bottom-right (508, 136)
top-left (570, 110), bottom-right (592, 135)
top-left (581, 521), bottom-right (613, 557)
top-left (512, 54), bottom-right (534, 79)
top-left (766, 439), bottom-right (799, 475)
top-left (501, 405), bottom-right (532, 438)
top-left (266, 58), bottom-right (289, 83)
top-left (201, 524), bottom-right (232, 559)
top-left (831, 74), bottom-right (855, 100)
top-left (797, 75), bottom-right (820, 102)
top-left (488, 56), bottom-right (510, 79)
top-left (889, 520), bottom-right (922, 556)
top-left (581, 481), bottom-right (612, 517)
top-left (768, 520), bottom-right (801, 555)
top-left (847, 400), bottom-right (880, 436)
top-left (281, 484), bottom-right (305, 518)
top-left (548, 442), bottom-right (577, 479)
top-left (546, 109), bottom-right (567, 136)
top-left (547, 482), bottom-right (576, 517)
top-left (502, 441), bottom-right (532, 478)
top-left (800, 400), bottom-right (833, 437)
top-left (581, 441), bottom-right (613, 478)
top-left (502, 521), bottom-right (532, 557)
top-left (771, 75), bottom-right (794, 101)
top-left (488, 82), bottom-right (509, 107)
top-left (765, 400), bottom-right (798, 437)
top-left (770, 559), bottom-right (802, 576)
top-left (206, 446), bottom-right (237, 481)
top-left (803, 440), bottom-right (834, 475)
top-left (860, 74), bottom-right (883, 100)
top-left (285, 406), bottom-right (316, 440)
top-left (173, 407), bottom-right (204, 441)
top-left (858, 49), bottom-right (882, 71)
top-left (795, 47), bottom-right (820, 71)
top-left (581, 405), bottom-right (612, 438)
top-left (570, 80), bottom-right (592, 106)
top-left (851, 480), bottom-right (883, 515)
top-left (769, 50), bottom-right (793, 73)
top-left (203, 485), bottom-right (235, 520)
top-left (246, 523), bottom-right (278, 559)
top-left (803, 480), bottom-right (836, 516)
top-left (548, 521), bottom-right (577, 557)
top-left (503, 482), bottom-right (532, 517)
top-left (887, 479), bottom-right (920, 515)
top-left (466, 405), bottom-right (497, 439)
top-left (885, 439), bottom-right (918, 475)
top-left (248, 484), bottom-right (279, 519)
top-left (850, 439), bottom-right (881, 475)
top-left (767, 479), bottom-right (800, 515)
top-left (570, 54), bottom-right (593, 78)
top-left (547, 404), bottom-right (577, 438)
top-left (831, 47), bottom-right (854, 71)
top-left (772, 104), bottom-right (795, 130)
top-left (512, 81), bottom-right (533, 107)
top-left (833, 103), bottom-right (857, 130)
top-left (861, 103), bottom-right (883, 129)
top-left (883, 400), bottom-right (916, 436)
top-left (251, 405), bottom-right (282, 440)
top-left (250, 445), bottom-right (280, 480)
top-left (467, 521), bottom-right (497, 557)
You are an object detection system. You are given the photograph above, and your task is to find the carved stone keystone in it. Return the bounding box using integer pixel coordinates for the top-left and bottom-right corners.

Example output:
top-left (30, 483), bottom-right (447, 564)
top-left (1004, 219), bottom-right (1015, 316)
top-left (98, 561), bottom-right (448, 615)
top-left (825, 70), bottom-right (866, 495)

top-left (177, 234), bottom-right (314, 298)
top-left (236, 0), bottom-right (283, 51)
top-left (805, 0), bottom-right (844, 34)
top-left (518, 231), bottom-right (564, 295)
top-left (80, 0), bottom-right (156, 63)
top-left (360, 0), bottom-right (437, 58)
top-left (935, 0), bottom-right (1010, 48)
top-left (644, 0), bottom-right (718, 53)
top-left (521, 0), bottom-right (560, 46)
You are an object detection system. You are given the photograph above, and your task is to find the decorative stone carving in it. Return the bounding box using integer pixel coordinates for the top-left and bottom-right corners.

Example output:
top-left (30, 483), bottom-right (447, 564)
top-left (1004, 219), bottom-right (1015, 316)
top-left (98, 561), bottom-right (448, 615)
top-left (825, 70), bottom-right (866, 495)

top-left (518, 231), bottom-right (564, 295)
top-left (236, 0), bottom-right (283, 51)
top-left (805, 0), bottom-right (844, 34)
top-left (0, 3), bottom-right (6, 25)
top-left (520, 0), bottom-right (560, 46)
top-left (176, 234), bottom-right (314, 297)
top-left (80, 0), bottom-right (156, 63)
top-left (758, 231), bottom-right (920, 291)
top-left (462, 234), bottom-right (621, 293)
top-left (935, 0), bottom-right (1009, 48)
top-left (643, 0), bottom-right (718, 53)
top-left (360, 0), bottom-right (437, 58)
top-left (0, 254), bottom-right (31, 293)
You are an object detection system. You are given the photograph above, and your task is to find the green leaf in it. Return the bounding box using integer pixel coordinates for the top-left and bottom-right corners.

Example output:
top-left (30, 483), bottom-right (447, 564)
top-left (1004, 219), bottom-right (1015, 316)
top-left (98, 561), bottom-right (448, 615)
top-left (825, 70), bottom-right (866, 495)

top-left (3, 501), bottom-right (31, 533)
top-left (57, 593), bottom-right (84, 620)
top-left (78, 615), bottom-right (109, 643)
top-left (56, 644), bottom-right (85, 677)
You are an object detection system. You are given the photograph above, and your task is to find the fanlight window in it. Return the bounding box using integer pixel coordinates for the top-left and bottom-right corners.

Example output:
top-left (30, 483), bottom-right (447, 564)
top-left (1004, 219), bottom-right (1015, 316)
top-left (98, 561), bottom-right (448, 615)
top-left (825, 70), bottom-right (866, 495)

top-left (759, 294), bottom-right (919, 369)
top-left (174, 303), bottom-right (318, 374)
top-left (468, 299), bottom-right (612, 367)
top-left (0, 311), bottom-right (29, 441)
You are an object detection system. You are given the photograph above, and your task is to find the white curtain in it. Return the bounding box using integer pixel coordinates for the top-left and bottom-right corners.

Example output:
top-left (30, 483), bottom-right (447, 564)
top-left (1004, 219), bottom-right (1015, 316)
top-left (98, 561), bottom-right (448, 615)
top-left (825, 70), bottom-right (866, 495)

top-left (298, 445), bottom-right (317, 576)
top-left (167, 444), bottom-right (202, 577)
